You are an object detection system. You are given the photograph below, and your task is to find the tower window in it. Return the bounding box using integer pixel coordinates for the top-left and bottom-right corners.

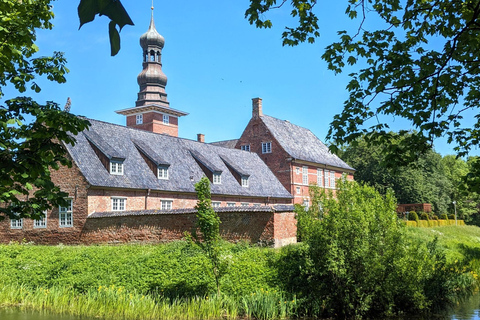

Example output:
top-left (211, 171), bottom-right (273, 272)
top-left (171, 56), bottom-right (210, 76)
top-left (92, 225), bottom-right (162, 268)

top-left (150, 50), bottom-right (155, 62)
top-left (163, 114), bottom-right (169, 124)
top-left (136, 114), bottom-right (143, 125)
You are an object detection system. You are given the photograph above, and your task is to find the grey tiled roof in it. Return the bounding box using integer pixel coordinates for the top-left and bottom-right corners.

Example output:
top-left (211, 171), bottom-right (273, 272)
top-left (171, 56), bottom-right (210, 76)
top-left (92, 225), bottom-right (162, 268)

top-left (88, 204), bottom-right (295, 219)
top-left (83, 130), bottom-right (126, 160)
top-left (67, 118), bottom-right (292, 199)
top-left (209, 139), bottom-right (238, 149)
top-left (261, 115), bottom-right (354, 171)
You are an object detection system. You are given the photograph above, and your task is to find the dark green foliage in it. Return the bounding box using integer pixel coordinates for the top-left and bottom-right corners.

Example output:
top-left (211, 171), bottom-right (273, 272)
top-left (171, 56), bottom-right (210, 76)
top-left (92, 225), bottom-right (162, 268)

top-left (1, 0), bottom-right (90, 220)
top-left (441, 213), bottom-right (449, 221)
top-left (190, 177), bottom-right (222, 295)
top-left (340, 134), bottom-right (480, 223)
top-left (409, 211), bottom-right (419, 222)
top-left (420, 212), bottom-right (429, 221)
top-left (449, 214), bottom-right (456, 220)
top-left (288, 180), bottom-right (476, 318)
top-left (0, 242), bottom-right (279, 297)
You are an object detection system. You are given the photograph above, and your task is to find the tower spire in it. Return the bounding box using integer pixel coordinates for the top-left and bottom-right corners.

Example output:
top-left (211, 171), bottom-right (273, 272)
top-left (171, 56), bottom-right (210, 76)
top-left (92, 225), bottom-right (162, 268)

top-left (115, 6), bottom-right (188, 137)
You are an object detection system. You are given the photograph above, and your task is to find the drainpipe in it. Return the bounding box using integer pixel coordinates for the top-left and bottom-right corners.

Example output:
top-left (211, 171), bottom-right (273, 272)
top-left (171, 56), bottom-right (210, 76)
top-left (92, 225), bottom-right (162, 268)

top-left (145, 189), bottom-right (151, 210)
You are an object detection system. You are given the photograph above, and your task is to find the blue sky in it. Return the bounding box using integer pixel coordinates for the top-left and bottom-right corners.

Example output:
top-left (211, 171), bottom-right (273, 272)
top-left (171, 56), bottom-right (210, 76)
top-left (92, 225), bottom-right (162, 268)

top-left (2, 0), bottom-right (476, 156)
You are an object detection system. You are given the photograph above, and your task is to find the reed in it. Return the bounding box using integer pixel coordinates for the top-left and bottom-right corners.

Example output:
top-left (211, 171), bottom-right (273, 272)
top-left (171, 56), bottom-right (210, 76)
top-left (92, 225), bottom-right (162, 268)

top-left (0, 284), bottom-right (296, 320)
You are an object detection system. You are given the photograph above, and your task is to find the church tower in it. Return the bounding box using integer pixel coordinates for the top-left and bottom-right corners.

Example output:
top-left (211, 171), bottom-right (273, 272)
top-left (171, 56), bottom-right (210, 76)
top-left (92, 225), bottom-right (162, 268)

top-left (116, 7), bottom-right (188, 136)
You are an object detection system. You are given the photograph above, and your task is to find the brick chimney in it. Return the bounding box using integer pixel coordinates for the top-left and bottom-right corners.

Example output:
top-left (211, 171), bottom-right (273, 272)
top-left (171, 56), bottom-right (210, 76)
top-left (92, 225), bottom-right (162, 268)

top-left (197, 133), bottom-right (205, 143)
top-left (252, 97), bottom-right (263, 119)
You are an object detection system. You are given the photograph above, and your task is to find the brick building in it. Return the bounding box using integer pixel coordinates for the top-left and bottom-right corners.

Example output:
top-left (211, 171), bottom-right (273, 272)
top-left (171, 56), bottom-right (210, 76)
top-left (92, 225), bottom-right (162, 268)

top-left (213, 98), bottom-right (355, 206)
top-left (0, 9), bottom-right (352, 246)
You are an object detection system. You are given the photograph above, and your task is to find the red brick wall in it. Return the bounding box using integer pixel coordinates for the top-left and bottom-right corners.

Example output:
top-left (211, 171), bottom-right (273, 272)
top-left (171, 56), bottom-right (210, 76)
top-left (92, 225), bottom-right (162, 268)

top-left (0, 154), bottom-right (90, 245)
top-left (126, 112), bottom-right (178, 136)
top-left (80, 211), bottom-right (293, 246)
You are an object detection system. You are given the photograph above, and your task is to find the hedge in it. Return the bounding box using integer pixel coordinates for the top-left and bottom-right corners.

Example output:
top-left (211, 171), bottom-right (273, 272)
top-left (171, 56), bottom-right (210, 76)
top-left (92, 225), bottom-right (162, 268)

top-left (405, 220), bottom-right (466, 227)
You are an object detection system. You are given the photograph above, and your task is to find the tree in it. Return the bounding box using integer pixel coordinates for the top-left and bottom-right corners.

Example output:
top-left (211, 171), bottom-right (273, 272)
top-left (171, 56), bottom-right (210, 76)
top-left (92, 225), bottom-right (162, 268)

top-left (292, 180), bottom-right (473, 318)
top-left (0, 0), bottom-right (90, 220)
top-left (189, 177), bottom-right (223, 295)
top-left (340, 134), bottom-right (480, 221)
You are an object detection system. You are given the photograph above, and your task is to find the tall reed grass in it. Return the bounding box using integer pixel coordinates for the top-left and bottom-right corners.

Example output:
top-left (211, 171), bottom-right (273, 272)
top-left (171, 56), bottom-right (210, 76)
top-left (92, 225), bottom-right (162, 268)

top-left (0, 284), bottom-right (297, 320)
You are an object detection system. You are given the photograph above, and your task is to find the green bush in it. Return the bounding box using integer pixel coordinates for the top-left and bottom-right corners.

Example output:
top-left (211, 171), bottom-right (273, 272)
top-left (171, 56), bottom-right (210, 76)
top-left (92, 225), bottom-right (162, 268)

top-left (289, 180), bottom-right (474, 319)
top-left (409, 211), bottom-right (419, 222)
top-left (420, 212), bottom-right (429, 221)
top-left (449, 214), bottom-right (456, 220)
top-left (440, 213), bottom-right (449, 220)
top-left (431, 215), bottom-right (439, 220)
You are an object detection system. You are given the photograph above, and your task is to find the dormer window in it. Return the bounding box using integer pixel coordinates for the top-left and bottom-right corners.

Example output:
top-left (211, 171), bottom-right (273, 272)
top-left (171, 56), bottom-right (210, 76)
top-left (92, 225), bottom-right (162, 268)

top-left (241, 176), bottom-right (249, 187)
top-left (213, 172), bottom-right (221, 184)
top-left (110, 160), bottom-right (124, 175)
top-left (163, 114), bottom-right (169, 124)
top-left (158, 166), bottom-right (169, 179)
top-left (136, 114), bottom-right (143, 124)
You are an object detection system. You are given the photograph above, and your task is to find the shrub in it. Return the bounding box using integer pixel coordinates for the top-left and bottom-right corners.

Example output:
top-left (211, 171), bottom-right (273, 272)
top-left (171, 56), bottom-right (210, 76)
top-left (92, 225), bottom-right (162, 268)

top-left (289, 180), bottom-right (472, 319)
top-left (420, 212), bottom-right (429, 221)
top-left (440, 213), bottom-right (449, 220)
top-left (448, 214), bottom-right (456, 220)
top-left (409, 211), bottom-right (419, 222)
top-left (431, 215), bottom-right (439, 220)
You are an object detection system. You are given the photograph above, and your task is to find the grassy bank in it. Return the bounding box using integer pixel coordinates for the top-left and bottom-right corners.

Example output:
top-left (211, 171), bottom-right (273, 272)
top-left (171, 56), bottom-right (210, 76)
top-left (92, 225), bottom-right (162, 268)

top-left (1, 225), bottom-right (480, 319)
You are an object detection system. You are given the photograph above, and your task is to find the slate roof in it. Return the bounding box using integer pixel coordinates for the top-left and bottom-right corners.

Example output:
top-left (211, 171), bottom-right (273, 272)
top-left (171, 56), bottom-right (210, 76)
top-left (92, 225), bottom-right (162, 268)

top-left (67, 118), bottom-right (292, 199)
top-left (210, 139), bottom-right (238, 148)
top-left (88, 204), bottom-right (295, 218)
top-left (261, 115), bottom-right (354, 171)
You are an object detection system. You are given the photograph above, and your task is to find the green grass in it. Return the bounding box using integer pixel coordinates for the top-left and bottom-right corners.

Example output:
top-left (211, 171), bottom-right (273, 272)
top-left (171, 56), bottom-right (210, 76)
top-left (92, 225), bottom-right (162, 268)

top-left (0, 284), bottom-right (297, 320)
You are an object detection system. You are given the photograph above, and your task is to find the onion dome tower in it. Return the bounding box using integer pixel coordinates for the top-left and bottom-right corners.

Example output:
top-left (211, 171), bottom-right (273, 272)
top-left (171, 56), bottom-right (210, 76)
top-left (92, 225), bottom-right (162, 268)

top-left (116, 6), bottom-right (188, 137)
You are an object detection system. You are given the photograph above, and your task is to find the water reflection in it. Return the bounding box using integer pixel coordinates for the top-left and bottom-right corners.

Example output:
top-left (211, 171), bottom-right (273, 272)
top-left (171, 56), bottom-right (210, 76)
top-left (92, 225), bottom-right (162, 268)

top-left (450, 294), bottom-right (480, 320)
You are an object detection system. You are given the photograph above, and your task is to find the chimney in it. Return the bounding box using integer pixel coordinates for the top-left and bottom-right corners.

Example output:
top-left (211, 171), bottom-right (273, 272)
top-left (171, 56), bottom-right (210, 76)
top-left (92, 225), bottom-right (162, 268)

top-left (252, 97), bottom-right (263, 119)
top-left (197, 133), bottom-right (205, 143)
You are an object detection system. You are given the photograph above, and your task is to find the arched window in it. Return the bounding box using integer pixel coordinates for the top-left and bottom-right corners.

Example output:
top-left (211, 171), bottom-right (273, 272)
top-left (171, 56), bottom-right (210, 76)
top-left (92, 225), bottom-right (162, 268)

top-left (156, 51), bottom-right (161, 62)
top-left (150, 50), bottom-right (155, 62)
top-left (144, 51), bottom-right (148, 62)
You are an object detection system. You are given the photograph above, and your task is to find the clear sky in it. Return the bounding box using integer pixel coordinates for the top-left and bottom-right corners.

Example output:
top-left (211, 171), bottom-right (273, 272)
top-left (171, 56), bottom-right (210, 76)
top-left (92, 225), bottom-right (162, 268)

top-left (2, 0), bottom-right (476, 156)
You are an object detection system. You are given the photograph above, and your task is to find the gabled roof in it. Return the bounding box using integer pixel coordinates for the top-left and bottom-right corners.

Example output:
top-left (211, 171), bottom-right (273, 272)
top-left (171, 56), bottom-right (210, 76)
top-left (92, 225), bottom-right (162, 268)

top-left (261, 115), bottom-right (354, 171)
top-left (67, 118), bottom-right (292, 199)
top-left (132, 139), bottom-right (170, 167)
top-left (83, 130), bottom-right (126, 160)
top-left (209, 139), bottom-right (238, 148)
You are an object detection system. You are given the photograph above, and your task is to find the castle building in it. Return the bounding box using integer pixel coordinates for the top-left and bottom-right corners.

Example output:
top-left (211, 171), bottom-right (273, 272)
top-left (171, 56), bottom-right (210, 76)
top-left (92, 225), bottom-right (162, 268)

top-left (0, 9), bottom-right (352, 246)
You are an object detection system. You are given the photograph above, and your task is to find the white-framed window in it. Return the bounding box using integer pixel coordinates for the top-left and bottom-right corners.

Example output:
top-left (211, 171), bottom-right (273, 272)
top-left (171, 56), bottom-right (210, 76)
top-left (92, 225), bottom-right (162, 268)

top-left (136, 114), bottom-right (143, 125)
top-left (213, 173), bottom-right (221, 184)
top-left (110, 160), bottom-right (124, 175)
top-left (296, 186), bottom-right (301, 194)
top-left (111, 198), bottom-right (126, 211)
top-left (241, 176), bottom-right (249, 187)
top-left (227, 202), bottom-right (235, 207)
top-left (330, 171), bottom-right (336, 189)
top-left (34, 210), bottom-right (47, 228)
top-left (261, 142), bottom-right (272, 154)
top-left (241, 144), bottom-right (250, 151)
top-left (158, 166), bottom-right (169, 179)
top-left (241, 202), bottom-right (249, 207)
top-left (303, 199), bottom-right (310, 209)
top-left (324, 170), bottom-right (329, 188)
top-left (163, 114), bottom-right (169, 124)
top-left (302, 166), bottom-right (309, 185)
top-left (59, 199), bottom-right (73, 227)
top-left (317, 168), bottom-right (323, 187)
top-left (161, 200), bottom-right (173, 210)
top-left (296, 167), bottom-right (300, 174)
top-left (10, 215), bottom-right (23, 229)
top-left (212, 202), bottom-right (221, 208)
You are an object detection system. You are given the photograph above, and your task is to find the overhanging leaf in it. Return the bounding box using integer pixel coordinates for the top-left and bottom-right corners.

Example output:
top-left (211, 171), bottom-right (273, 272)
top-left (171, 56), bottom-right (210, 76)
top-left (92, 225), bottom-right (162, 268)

top-left (108, 21), bottom-right (121, 56)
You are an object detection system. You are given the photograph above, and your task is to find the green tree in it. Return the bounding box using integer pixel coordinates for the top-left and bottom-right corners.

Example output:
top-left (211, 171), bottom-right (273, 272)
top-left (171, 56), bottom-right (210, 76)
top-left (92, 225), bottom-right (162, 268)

top-left (292, 180), bottom-right (472, 318)
top-left (0, 0), bottom-right (90, 220)
top-left (190, 177), bottom-right (222, 295)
